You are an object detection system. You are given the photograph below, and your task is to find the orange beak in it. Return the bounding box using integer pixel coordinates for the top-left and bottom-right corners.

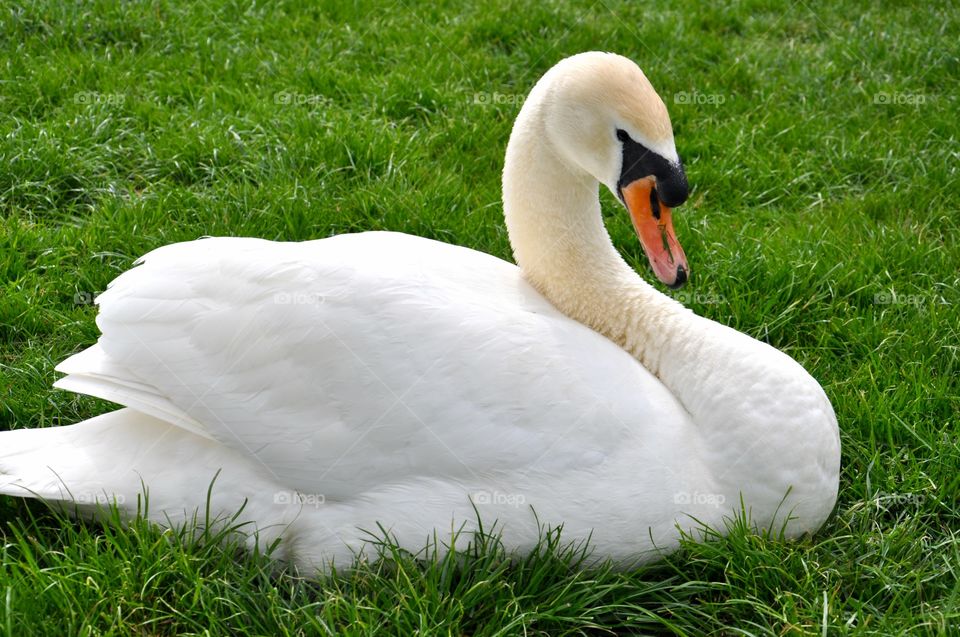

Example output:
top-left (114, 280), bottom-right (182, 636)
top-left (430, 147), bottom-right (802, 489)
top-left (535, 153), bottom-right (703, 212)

top-left (621, 177), bottom-right (688, 288)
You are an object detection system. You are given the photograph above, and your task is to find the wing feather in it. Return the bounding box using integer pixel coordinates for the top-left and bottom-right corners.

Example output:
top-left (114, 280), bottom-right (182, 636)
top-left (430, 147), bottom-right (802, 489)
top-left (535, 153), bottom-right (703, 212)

top-left (59, 232), bottom-right (675, 498)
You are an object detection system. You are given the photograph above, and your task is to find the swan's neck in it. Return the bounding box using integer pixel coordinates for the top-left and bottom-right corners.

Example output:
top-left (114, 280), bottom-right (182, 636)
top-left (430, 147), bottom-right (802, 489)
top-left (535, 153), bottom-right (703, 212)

top-left (498, 74), bottom-right (839, 536)
top-left (501, 107), bottom-right (840, 533)
top-left (502, 102), bottom-right (688, 378)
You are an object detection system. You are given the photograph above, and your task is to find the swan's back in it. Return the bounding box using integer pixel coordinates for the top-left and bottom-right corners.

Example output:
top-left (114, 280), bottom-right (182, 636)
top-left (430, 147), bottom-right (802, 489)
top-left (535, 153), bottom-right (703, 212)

top-left (55, 232), bottom-right (692, 501)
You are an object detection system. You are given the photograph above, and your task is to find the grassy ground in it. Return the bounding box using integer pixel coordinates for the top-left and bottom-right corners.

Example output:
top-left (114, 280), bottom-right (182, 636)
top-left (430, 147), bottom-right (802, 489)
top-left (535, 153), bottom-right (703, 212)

top-left (1, 0), bottom-right (958, 634)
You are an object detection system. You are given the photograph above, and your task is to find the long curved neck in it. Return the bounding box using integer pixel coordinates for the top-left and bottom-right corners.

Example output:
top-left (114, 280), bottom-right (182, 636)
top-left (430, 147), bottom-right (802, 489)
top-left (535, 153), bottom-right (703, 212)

top-left (502, 98), bottom-right (692, 379)
top-left (496, 65), bottom-right (839, 535)
top-left (500, 100), bottom-right (840, 528)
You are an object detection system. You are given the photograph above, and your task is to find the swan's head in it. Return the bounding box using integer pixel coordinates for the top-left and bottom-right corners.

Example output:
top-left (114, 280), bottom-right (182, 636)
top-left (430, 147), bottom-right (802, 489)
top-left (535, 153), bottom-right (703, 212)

top-left (537, 52), bottom-right (690, 288)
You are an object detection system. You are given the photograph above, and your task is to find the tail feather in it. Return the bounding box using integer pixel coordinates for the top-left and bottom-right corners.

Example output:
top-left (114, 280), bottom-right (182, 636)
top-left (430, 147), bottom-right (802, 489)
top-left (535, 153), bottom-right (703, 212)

top-left (1, 407), bottom-right (289, 517)
top-left (0, 409), bottom-right (165, 504)
top-left (0, 408), bottom-right (297, 562)
top-left (53, 343), bottom-right (214, 441)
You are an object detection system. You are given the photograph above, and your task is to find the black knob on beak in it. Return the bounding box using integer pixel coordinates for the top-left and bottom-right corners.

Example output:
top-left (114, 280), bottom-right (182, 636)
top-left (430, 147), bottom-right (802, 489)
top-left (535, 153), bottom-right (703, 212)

top-left (615, 129), bottom-right (688, 208)
top-left (654, 159), bottom-right (689, 208)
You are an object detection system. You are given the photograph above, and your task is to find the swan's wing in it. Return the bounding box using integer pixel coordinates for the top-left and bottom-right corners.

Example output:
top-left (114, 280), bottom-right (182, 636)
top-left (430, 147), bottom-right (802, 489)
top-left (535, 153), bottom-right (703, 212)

top-left (55, 343), bottom-right (215, 440)
top-left (57, 232), bottom-right (678, 498)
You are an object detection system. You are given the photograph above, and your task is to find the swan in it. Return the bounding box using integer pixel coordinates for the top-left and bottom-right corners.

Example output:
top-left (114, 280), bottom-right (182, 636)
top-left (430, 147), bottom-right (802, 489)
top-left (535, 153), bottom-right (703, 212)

top-left (0, 52), bottom-right (840, 571)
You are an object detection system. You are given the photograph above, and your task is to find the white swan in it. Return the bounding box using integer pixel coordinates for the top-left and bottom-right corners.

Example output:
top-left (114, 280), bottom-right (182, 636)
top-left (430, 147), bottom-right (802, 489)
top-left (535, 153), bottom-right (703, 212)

top-left (0, 52), bottom-right (840, 571)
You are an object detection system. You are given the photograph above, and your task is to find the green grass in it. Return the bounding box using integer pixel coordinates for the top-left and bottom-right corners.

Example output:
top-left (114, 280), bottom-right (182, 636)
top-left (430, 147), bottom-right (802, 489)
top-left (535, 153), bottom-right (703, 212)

top-left (1, 0), bottom-right (958, 634)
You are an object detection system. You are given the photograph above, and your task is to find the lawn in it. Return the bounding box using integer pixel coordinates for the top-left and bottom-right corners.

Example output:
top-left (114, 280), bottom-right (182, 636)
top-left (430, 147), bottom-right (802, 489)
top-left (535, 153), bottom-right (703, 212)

top-left (1, 0), bottom-right (958, 634)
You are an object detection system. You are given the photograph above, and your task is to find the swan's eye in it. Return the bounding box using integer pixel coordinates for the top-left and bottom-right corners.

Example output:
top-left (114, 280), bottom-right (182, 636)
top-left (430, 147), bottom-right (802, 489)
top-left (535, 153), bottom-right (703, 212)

top-left (616, 129), bottom-right (630, 142)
